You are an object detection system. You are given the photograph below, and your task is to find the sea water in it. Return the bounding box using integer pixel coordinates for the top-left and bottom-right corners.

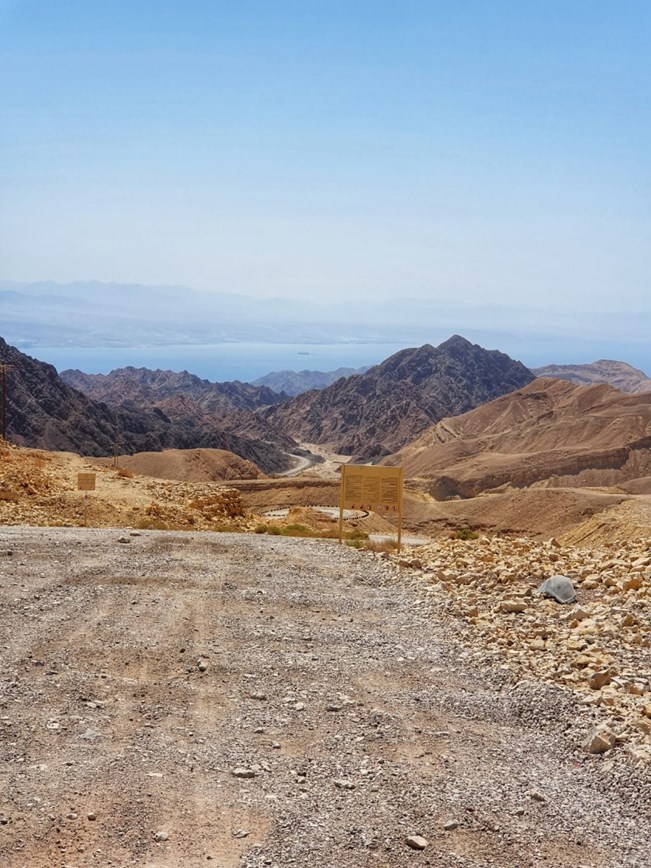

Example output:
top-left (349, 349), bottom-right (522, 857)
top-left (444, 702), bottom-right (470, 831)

top-left (23, 342), bottom-right (408, 382)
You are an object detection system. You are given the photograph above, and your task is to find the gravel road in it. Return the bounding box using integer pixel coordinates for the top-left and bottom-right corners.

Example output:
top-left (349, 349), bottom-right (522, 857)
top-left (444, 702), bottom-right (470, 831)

top-left (1, 528), bottom-right (650, 867)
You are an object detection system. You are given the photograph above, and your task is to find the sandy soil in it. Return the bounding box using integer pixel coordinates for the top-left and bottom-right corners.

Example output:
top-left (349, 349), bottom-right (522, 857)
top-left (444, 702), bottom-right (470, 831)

top-left (1, 529), bottom-right (650, 868)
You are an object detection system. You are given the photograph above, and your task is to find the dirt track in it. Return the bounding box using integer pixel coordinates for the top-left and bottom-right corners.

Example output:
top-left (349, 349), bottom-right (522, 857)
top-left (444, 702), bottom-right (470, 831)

top-left (1, 529), bottom-right (650, 867)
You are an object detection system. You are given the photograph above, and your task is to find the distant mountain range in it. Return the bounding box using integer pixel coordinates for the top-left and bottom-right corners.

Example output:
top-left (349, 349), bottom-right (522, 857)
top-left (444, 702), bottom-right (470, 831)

top-left (262, 335), bottom-right (535, 460)
top-left (0, 280), bottom-right (349, 345)
top-left (533, 360), bottom-right (651, 394)
top-left (5, 330), bottom-right (651, 490)
top-left (252, 366), bottom-right (369, 396)
top-left (0, 280), bottom-right (485, 348)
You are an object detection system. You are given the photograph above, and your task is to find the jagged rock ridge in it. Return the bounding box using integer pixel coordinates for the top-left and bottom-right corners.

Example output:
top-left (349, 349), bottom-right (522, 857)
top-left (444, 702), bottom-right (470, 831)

top-left (62, 366), bottom-right (287, 412)
top-left (61, 365), bottom-right (296, 454)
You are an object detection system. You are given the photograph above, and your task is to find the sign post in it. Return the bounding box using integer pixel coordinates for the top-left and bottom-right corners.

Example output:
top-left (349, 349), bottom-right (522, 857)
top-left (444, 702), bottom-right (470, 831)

top-left (77, 472), bottom-right (96, 527)
top-left (339, 464), bottom-right (404, 551)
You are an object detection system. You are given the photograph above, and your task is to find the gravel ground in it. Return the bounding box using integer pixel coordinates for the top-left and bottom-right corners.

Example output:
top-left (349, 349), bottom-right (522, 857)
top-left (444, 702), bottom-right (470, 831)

top-left (1, 528), bottom-right (650, 867)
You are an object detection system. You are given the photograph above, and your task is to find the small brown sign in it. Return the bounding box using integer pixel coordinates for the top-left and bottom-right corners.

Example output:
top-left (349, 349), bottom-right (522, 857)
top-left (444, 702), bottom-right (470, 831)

top-left (77, 472), bottom-right (96, 491)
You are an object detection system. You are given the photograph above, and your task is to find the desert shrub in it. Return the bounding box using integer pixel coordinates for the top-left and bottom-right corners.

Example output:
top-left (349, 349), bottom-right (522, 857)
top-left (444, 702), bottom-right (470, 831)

top-left (346, 538), bottom-right (365, 548)
top-left (116, 467), bottom-right (134, 479)
top-left (251, 524), bottom-right (370, 542)
top-left (365, 538), bottom-right (400, 553)
top-left (347, 528), bottom-right (369, 541)
top-left (280, 523), bottom-right (313, 537)
top-left (453, 528), bottom-right (480, 540)
top-left (0, 488), bottom-right (19, 502)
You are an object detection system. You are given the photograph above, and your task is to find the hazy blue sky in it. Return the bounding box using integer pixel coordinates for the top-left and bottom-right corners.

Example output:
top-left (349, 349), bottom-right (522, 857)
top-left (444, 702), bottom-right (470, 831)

top-left (1, 1), bottom-right (649, 314)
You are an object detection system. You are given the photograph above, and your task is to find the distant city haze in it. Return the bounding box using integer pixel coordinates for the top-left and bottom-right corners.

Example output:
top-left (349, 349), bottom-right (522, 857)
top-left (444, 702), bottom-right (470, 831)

top-left (1, 2), bottom-right (648, 331)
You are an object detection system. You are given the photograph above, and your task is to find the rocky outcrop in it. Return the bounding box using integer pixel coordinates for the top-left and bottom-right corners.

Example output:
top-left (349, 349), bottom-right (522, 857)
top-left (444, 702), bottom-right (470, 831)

top-left (262, 336), bottom-right (534, 459)
top-left (62, 366), bottom-right (287, 412)
top-left (0, 338), bottom-right (292, 473)
top-left (387, 377), bottom-right (651, 496)
top-left (533, 360), bottom-right (651, 394)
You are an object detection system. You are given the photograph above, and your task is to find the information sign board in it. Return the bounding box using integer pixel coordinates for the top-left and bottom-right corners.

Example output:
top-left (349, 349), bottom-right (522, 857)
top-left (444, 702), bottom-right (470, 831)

top-left (339, 464), bottom-right (404, 549)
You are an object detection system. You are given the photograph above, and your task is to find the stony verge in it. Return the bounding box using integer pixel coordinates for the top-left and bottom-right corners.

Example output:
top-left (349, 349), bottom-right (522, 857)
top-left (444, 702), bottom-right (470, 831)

top-left (393, 536), bottom-right (651, 766)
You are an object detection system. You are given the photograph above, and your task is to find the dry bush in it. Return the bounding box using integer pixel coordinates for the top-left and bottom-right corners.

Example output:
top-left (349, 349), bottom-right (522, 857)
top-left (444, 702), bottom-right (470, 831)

top-left (116, 467), bottom-right (134, 479)
top-left (252, 524), bottom-right (370, 542)
top-left (0, 488), bottom-right (19, 503)
top-left (452, 527), bottom-right (480, 540)
top-left (365, 538), bottom-right (400, 553)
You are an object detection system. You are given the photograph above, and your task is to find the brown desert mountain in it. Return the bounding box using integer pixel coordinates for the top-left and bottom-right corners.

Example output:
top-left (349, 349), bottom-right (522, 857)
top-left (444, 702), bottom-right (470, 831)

top-left (262, 335), bottom-right (534, 460)
top-left (0, 337), bottom-right (291, 473)
top-left (533, 360), bottom-right (651, 394)
top-left (386, 377), bottom-right (651, 497)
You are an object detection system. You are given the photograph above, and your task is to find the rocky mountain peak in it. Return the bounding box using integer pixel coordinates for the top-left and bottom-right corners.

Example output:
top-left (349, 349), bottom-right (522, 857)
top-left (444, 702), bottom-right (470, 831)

top-left (263, 335), bottom-right (534, 460)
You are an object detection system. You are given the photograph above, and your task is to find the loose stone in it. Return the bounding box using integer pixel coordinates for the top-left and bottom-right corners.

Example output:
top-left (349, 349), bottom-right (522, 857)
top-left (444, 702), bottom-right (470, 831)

top-left (405, 835), bottom-right (429, 850)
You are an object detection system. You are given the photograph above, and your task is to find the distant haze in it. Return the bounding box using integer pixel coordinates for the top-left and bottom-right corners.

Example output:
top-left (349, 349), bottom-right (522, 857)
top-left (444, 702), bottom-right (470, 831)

top-left (1, 281), bottom-right (650, 378)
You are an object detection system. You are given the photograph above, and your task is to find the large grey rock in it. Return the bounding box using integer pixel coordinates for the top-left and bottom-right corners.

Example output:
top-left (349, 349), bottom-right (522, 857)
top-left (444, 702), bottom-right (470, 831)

top-left (537, 575), bottom-right (576, 604)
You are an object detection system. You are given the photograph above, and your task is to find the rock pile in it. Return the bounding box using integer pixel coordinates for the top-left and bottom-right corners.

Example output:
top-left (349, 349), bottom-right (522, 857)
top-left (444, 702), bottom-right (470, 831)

top-left (393, 536), bottom-right (651, 764)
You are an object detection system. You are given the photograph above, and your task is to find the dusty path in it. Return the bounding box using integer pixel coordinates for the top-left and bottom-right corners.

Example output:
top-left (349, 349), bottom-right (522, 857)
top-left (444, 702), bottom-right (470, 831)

top-left (1, 529), bottom-right (650, 867)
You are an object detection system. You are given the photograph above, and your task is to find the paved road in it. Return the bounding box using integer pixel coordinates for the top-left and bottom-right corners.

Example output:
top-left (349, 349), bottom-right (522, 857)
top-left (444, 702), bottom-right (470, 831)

top-left (274, 453), bottom-right (315, 477)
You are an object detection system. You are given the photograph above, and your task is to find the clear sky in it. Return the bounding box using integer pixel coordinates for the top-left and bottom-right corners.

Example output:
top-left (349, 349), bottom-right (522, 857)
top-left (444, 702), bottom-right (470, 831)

top-left (1, 0), bottom-right (649, 314)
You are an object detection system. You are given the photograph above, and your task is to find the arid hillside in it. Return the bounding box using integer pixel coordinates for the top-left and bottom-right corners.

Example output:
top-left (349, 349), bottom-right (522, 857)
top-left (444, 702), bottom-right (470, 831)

top-left (386, 378), bottom-right (651, 498)
top-left (94, 447), bottom-right (262, 482)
